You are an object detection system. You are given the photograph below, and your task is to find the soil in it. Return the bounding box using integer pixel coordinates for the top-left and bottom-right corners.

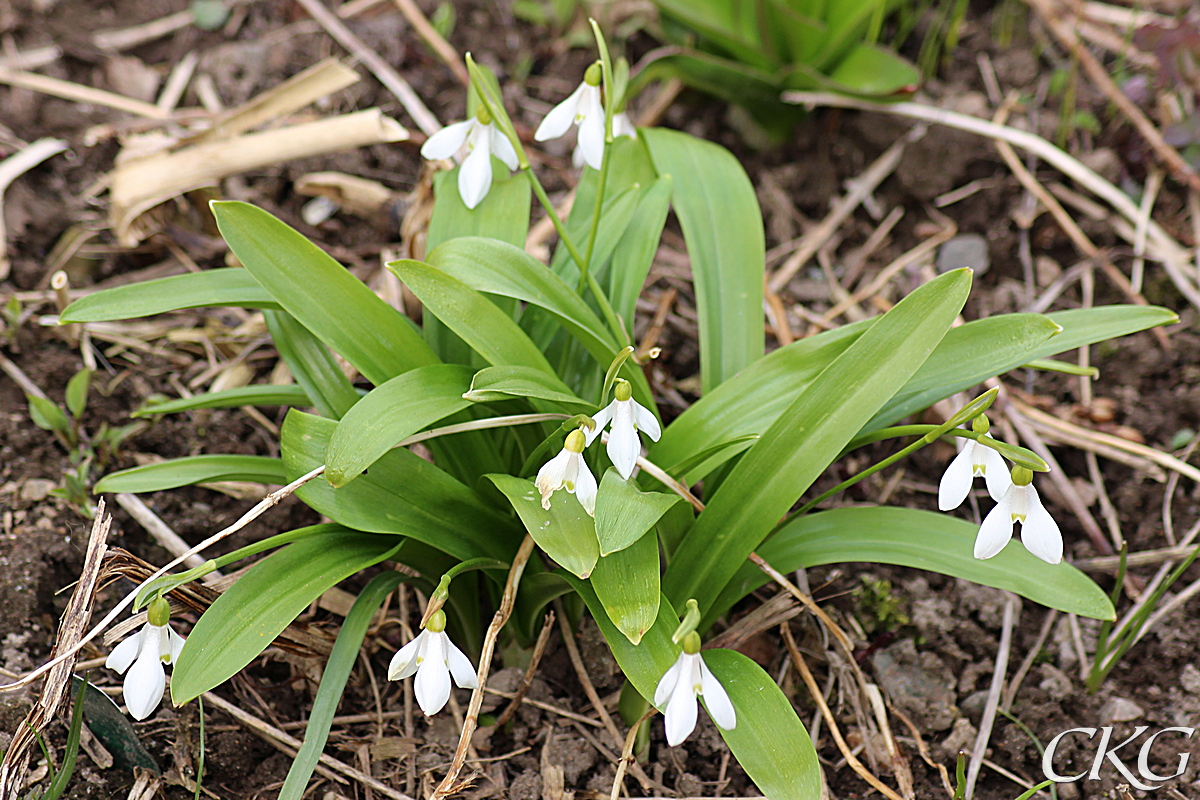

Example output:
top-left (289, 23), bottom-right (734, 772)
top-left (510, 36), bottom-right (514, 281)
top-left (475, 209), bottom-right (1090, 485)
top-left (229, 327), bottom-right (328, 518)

top-left (2, 1), bottom-right (1199, 799)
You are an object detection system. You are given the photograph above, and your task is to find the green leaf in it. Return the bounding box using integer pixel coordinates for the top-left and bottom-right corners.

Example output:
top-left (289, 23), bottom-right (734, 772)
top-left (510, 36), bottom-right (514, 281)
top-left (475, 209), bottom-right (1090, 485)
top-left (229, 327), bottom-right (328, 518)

top-left (65, 369), bottom-right (91, 419)
top-left (212, 201), bottom-right (437, 385)
top-left (642, 128), bottom-right (764, 393)
top-left (264, 310), bottom-right (360, 420)
top-left (709, 507), bottom-right (1115, 624)
top-left (664, 269), bottom-right (971, 612)
top-left (595, 469), bottom-right (682, 555)
top-left (135, 384), bottom-right (312, 416)
top-left (609, 177), bottom-right (673, 331)
top-left (27, 394), bottom-right (71, 435)
top-left (590, 531), bottom-right (660, 644)
top-left (325, 364), bottom-right (474, 487)
top-left (171, 530), bottom-right (403, 703)
top-left (93, 455), bottom-right (288, 494)
top-left (464, 366), bottom-right (594, 411)
top-left (488, 473), bottom-right (599, 579)
top-left (427, 163), bottom-right (530, 251)
top-left (72, 676), bottom-right (158, 774)
top-left (59, 269), bottom-right (277, 323)
top-left (282, 410), bottom-right (520, 560)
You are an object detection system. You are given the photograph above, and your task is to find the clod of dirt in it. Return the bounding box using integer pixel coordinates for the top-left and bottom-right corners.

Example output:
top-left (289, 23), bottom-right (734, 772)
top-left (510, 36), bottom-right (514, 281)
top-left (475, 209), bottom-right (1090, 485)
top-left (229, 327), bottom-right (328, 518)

top-left (872, 639), bottom-right (958, 732)
top-left (1037, 663), bottom-right (1074, 701)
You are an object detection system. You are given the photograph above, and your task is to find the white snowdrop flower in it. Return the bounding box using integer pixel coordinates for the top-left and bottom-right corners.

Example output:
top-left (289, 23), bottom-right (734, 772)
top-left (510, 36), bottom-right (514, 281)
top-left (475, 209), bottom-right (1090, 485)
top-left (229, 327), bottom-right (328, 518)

top-left (535, 428), bottom-right (598, 516)
top-left (420, 107), bottom-right (519, 209)
top-left (536, 63), bottom-right (608, 170)
top-left (585, 379), bottom-right (660, 480)
top-left (387, 610), bottom-right (478, 716)
top-left (570, 111), bottom-right (637, 168)
top-left (105, 597), bottom-right (186, 721)
top-left (653, 633), bottom-right (736, 746)
top-left (938, 432), bottom-right (1012, 510)
top-left (975, 466), bottom-right (1063, 564)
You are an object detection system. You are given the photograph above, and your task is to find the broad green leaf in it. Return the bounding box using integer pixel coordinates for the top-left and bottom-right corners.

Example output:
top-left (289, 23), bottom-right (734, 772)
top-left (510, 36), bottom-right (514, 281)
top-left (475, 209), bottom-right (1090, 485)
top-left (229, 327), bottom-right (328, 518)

top-left (282, 410), bottom-right (520, 560)
top-left (464, 366), bottom-right (594, 411)
top-left (59, 269), bottom-right (277, 323)
top-left (171, 529), bottom-right (402, 703)
top-left (595, 469), bottom-right (682, 555)
top-left (609, 177), bottom-right (673, 331)
top-left (264, 310), bottom-right (360, 420)
top-left (325, 364), bottom-right (474, 487)
top-left (488, 473), bottom-right (599, 579)
top-left (642, 128), bottom-right (764, 393)
top-left (66, 369), bottom-right (91, 419)
top-left (27, 395), bottom-right (70, 435)
top-left (590, 531), bottom-right (660, 644)
top-left (551, 184), bottom-right (641, 289)
top-left (93, 455), bottom-right (287, 493)
top-left (427, 163), bottom-right (531, 251)
top-left (708, 507), bottom-right (1115, 624)
top-left (650, 0), bottom-right (774, 69)
top-left (135, 384), bottom-right (311, 416)
top-left (664, 269), bottom-right (971, 611)
top-left (212, 201), bottom-right (437, 385)
top-left (72, 676), bottom-right (158, 773)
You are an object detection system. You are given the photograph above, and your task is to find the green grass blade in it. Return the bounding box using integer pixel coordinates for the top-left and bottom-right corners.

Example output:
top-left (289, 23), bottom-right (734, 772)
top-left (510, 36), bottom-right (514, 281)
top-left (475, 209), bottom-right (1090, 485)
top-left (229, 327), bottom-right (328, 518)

top-left (135, 384), bottom-right (312, 416)
top-left (264, 310), bottom-right (360, 420)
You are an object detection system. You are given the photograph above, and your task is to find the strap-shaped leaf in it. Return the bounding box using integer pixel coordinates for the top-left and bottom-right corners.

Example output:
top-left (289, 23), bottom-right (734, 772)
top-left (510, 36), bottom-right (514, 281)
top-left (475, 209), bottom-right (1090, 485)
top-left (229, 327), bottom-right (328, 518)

top-left (135, 384), bottom-right (311, 416)
top-left (488, 474), bottom-right (598, 579)
top-left (464, 366), bottom-right (594, 411)
top-left (264, 310), bottom-right (360, 420)
top-left (60, 269), bottom-right (278, 323)
top-left (590, 531), bottom-right (660, 644)
top-left (665, 269), bottom-right (972, 611)
top-left (427, 164), bottom-right (531, 251)
top-left (212, 201), bottom-right (437, 385)
top-left (595, 469), bottom-right (681, 555)
top-left (282, 410), bottom-right (520, 560)
top-left (325, 364), bottom-right (474, 487)
top-left (171, 529), bottom-right (402, 703)
top-left (708, 507), bottom-right (1115, 624)
top-left (642, 128), bottom-right (764, 393)
top-left (94, 455), bottom-right (287, 494)
top-left (609, 177), bottom-right (673, 330)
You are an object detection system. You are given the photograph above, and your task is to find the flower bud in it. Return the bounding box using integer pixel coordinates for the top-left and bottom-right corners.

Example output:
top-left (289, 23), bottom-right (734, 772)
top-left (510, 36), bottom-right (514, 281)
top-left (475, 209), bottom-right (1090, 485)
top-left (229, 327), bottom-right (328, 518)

top-left (425, 609), bottom-right (447, 633)
top-left (1011, 466), bottom-right (1034, 486)
top-left (584, 61), bottom-right (603, 87)
top-left (565, 429), bottom-right (586, 453)
top-left (614, 378), bottom-right (632, 402)
top-left (971, 415), bottom-right (990, 434)
top-left (147, 595), bottom-right (171, 627)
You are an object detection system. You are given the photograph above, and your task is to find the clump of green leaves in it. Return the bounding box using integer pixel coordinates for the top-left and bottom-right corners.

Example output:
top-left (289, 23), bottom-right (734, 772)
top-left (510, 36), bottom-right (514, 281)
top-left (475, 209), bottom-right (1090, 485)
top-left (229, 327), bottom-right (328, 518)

top-left (854, 575), bottom-right (909, 635)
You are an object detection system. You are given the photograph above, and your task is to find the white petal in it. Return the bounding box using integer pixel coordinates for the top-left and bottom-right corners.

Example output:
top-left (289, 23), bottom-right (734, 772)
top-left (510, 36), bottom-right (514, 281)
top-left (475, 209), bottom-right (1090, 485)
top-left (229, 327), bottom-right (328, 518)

top-left (457, 137), bottom-right (493, 209)
top-left (124, 642), bottom-right (167, 720)
top-left (613, 112), bottom-right (637, 138)
top-left (607, 407), bottom-right (640, 480)
top-left (1019, 486), bottom-right (1063, 564)
top-left (489, 126), bottom-right (520, 171)
top-left (975, 491), bottom-right (1016, 559)
top-left (698, 658), bottom-right (736, 730)
top-left (981, 446), bottom-right (1013, 502)
top-left (388, 631), bottom-right (426, 680)
top-left (421, 120), bottom-right (474, 161)
top-left (106, 628), bottom-right (144, 674)
top-left (576, 103), bottom-right (606, 170)
top-left (585, 404), bottom-right (614, 445)
top-left (938, 444), bottom-right (976, 511)
top-left (535, 83), bottom-right (585, 141)
top-left (536, 449), bottom-right (572, 509)
top-left (571, 143), bottom-right (586, 169)
top-left (164, 626), bottom-right (186, 664)
top-left (663, 661), bottom-right (699, 746)
top-left (654, 656), bottom-right (684, 708)
top-left (573, 458), bottom-right (598, 517)
top-left (414, 635), bottom-right (452, 716)
top-left (444, 636), bottom-right (479, 689)
top-left (632, 401), bottom-right (661, 441)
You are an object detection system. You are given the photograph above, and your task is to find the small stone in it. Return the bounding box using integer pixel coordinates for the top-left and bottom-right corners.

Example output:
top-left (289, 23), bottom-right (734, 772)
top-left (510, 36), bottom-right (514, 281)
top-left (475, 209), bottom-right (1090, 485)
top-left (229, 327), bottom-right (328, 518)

top-left (873, 639), bottom-right (958, 731)
top-left (17, 479), bottom-right (56, 503)
top-left (1037, 664), bottom-right (1073, 701)
top-left (938, 234), bottom-right (990, 276)
top-left (1080, 148), bottom-right (1123, 184)
top-left (939, 717), bottom-right (977, 757)
top-left (1035, 255), bottom-right (1062, 286)
top-left (960, 689), bottom-right (991, 726)
top-left (1099, 696), bottom-right (1144, 723)
top-left (1056, 780), bottom-right (1081, 799)
top-left (1181, 664), bottom-right (1200, 695)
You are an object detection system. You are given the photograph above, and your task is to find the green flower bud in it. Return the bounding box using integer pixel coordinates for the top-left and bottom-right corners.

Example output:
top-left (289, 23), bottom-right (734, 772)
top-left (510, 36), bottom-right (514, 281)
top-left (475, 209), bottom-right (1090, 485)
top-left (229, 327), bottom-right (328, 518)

top-left (1012, 466), bottom-right (1033, 486)
top-left (475, 104), bottom-right (493, 126)
top-left (565, 429), bottom-right (586, 453)
top-left (971, 415), bottom-right (990, 434)
top-left (425, 609), bottom-right (447, 633)
top-left (147, 595), bottom-right (171, 627)
top-left (584, 62), bottom-right (602, 87)
top-left (681, 631), bottom-right (701, 655)
top-left (614, 379), bottom-right (632, 402)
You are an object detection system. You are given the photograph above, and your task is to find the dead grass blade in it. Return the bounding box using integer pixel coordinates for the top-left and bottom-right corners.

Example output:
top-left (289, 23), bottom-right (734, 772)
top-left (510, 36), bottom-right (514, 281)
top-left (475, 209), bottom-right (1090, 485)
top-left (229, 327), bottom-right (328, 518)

top-left (0, 137), bottom-right (68, 279)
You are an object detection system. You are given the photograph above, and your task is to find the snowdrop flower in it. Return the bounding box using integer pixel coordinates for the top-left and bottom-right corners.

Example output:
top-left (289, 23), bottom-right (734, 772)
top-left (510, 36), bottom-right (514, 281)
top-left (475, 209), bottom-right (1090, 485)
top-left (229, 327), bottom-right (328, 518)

top-left (536, 63), bottom-right (607, 170)
top-left (570, 110), bottom-right (637, 168)
top-left (105, 597), bottom-right (185, 721)
top-left (654, 632), bottom-right (736, 746)
top-left (388, 610), bottom-right (478, 716)
top-left (938, 419), bottom-right (1012, 510)
top-left (420, 106), bottom-right (519, 209)
top-left (585, 379), bottom-right (661, 480)
top-left (975, 466), bottom-right (1063, 564)
top-left (535, 428), bottom-right (598, 516)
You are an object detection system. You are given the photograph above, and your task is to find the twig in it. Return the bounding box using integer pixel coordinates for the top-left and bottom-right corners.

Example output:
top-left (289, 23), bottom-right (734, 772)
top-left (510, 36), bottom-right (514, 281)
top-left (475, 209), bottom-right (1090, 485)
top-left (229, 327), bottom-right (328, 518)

top-left (492, 610), bottom-right (555, 728)
top-left (0, 66), bottom-right (169, 118)
top-left (964, 594), bottom-right (1019, 800)
top-left (611, 709), bottom-right (655, 800)
top-left (888, 703), bottom-right (955, 797)
top-left (390, 0), bottom-right (468, 86)
top-left (0, 137), bottom-right (68, 279)
top-left (114, 493), bottom-right (222, 576)
top-left (0, 349), bottom-right (50, 399)
top-left (1002, 609), bottom-right (1058, 711)
top-left (864, 683), bottom-right (915, 799)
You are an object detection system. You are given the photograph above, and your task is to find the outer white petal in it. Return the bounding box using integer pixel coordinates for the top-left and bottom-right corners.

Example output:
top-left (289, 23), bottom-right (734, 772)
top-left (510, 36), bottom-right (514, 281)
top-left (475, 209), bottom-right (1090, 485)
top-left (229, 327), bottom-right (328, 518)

top-left (124, 628), bottom-right (167, 720)
top-left (106, 628), bottom-right (144, 674)
top-left (1019, 486), bottom-right (1063, 564)
top-left (698, 658), bottom-right (736, 730)
top-left (613, 112), bottom-right (637, 138)
top-left (632, 401), bottom-right (661, 441)
top-left (489, 125), bottom-right (520, 171)
top-left (535, 83), bottom-right (585, 141)
top-left (414, 634), bottom-right (452, 715)
top-left (974, 490), bottom-right (1016, 559)
top-left (981, 446), bottom-right (1013, 502)
top-left (444, 636), bottom-right (479, 689)
top-left (573, 458), bottom-right (598, 517)
top-left (421, 119), bottom-right (474, 161)
top-left (576, 100), bottom-right (606, 170)
top-left (536, 449), bottom-right (572, 509)
top-left (607, 404), bottom-right (640, 480)
top-left (458, 136), bottom-right (493, 209)
top-left (663, 658), bottom-right (699, 746)
top-left (654, 655), bottom-right (684, 708)
top-left (938, 444), bottom-right (976, 511)
top-left (164, 626), bottom-right (186, 664)
top-left (388, 630), bottom-right (427, 680)
top-left (571, 143), bottom-right (586, 169)
top-left (585, 403), bottom-right (614, 445)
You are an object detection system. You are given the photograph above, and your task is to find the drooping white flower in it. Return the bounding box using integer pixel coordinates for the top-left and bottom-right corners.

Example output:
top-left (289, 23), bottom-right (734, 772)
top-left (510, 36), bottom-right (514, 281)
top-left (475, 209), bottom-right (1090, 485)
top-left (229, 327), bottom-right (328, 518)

top-left (653, 635), bottom-right (736, 746)
top-left (105, 598), bottom-right (185, 721)
top-left (420, 110), bottom-right (519, 209)
top-left (535, 428), bottom-right (598, 516)
top-left (536, 64), bottom-right (607, 170)
top-left (938, 433), bottom-right (1012, 510)
top-left (975, 467), bottom-right (1063, 564)
top-left (585, 379), bottom-right (660, 480)
top-left (388, 610), bottom-right (478, 716)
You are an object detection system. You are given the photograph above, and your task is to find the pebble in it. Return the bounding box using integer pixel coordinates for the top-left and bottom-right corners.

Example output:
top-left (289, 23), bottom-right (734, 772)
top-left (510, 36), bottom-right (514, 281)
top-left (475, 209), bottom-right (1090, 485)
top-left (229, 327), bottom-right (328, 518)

top-left (937, 234), bottom-right (990, 276)
top-left (1099, 696), bottom-right (1144, 723)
